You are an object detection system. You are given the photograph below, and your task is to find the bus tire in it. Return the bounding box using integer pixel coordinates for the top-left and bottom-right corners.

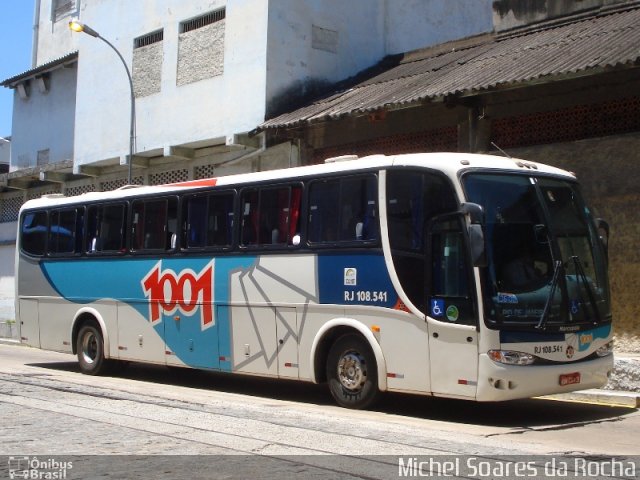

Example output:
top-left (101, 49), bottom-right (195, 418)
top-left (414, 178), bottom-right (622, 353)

top-left (326, 333), bottom-right (379, 409)
top-left (76, 324), bottom-right (110, 375)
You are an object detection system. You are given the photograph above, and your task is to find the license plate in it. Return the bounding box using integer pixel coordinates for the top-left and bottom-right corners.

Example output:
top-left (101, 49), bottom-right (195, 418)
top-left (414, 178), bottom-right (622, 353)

top-left (559, 372), bottom-right (581, 386)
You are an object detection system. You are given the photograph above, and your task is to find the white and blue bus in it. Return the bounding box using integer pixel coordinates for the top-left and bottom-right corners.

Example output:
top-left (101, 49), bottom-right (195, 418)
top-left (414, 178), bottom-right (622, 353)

top-left (16, 153), bottom-right (614, 408)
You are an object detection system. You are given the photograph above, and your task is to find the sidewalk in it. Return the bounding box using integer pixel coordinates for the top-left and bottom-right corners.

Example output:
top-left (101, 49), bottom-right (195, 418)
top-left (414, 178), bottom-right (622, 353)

top-left (0, 335), bottom-right (638, 407)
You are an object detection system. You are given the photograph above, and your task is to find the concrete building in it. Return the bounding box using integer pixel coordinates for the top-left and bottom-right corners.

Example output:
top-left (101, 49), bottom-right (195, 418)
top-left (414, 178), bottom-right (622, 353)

top-left (0, 0), bottom-right (494, 325)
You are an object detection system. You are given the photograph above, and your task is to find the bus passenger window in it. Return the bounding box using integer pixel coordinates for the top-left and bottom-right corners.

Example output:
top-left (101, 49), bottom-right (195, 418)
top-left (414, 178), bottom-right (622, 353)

top-left (206, 193), bottom-right (234, 248)
top-left (183, 192), bottom-right (234, 250)
top-left (308, 180), bottom-right (340, 243)
top-left (308, 175), bottom-right (377, 245)
top-left (21, 211), bottom-right (48, 256)
top-left (132, 198), bottom-right (176, 251)
top-left (87, 204), bottom-right (126, 253)
top-left (49, 208), bottom-right (82, 254)
top-left (240, 186), bottom-right (300, 247)
top-left (183, 196), bottom-right (207, 248)
top-left (241, 190), bottom-right (259, 246)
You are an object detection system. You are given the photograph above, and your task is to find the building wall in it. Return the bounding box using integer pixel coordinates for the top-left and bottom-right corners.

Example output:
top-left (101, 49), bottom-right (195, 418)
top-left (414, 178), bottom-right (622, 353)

top-left (34, 0), bottom-right (80, 65)
top-left (9, 64), bottom-right (77, 170)
top-left (265, 0), bottom-right (493, 118)
top-left (384, 0), bottom-right (493, 54)
top-left (69, 0), bottom-right (268, 167)
top-left (492, 0), bottom-right (629, 32)
top-left (0, 222), bottom-right (17, 325)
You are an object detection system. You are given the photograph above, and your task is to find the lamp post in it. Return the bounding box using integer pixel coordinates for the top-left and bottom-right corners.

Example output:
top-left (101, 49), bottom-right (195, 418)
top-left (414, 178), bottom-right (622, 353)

top-left (69, 19), bottom-right (135, 184)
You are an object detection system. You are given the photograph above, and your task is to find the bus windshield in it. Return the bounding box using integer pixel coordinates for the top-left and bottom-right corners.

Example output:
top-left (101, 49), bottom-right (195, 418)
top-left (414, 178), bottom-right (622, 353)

top-left (463, 173), bottom-right (611, 331)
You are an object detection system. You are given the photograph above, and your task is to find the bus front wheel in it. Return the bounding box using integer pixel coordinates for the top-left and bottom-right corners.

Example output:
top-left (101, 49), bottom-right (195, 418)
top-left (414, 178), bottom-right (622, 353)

top-left (326, 334), bottom-right (379, 409)
top-left (76, 324), bottom-right (109, 375)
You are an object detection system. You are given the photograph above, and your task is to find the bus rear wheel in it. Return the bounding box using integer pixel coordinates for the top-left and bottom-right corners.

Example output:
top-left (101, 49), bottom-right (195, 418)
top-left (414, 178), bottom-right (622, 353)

top-left (77, 324), bottom-right (109, 375)
top-left (326, 334), bottom-right (379, 409)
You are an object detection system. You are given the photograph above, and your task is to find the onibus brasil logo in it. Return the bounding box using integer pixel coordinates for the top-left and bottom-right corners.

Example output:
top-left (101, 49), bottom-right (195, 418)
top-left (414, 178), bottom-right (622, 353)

top-left (141, 260), bottom-right (215, 329)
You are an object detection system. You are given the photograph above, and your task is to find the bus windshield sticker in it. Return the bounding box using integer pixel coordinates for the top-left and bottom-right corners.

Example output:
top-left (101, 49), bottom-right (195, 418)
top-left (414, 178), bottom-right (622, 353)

top-left (497, 293), bottom-right (519, 304)
top-left (431, 299), bottom-right (445, 318)
top-left (446, 305), bottom-right (459, 322)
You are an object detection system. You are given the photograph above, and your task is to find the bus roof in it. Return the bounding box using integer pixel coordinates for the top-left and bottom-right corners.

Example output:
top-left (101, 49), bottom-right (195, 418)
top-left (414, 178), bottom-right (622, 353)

top-left (20, 152), bottom-right (574, 210)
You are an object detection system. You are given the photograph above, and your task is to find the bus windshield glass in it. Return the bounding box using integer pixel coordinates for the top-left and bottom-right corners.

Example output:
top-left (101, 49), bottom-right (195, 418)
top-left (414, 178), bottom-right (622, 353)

top-left (463, 173), bottom-right (611, 331)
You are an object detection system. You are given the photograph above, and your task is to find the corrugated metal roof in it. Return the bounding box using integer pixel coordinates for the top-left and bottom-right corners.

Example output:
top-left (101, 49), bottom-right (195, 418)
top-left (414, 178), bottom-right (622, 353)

top-left (261, 5), bottom-right (640, 129)
top-left (1, 51), bottom-right (79, 88)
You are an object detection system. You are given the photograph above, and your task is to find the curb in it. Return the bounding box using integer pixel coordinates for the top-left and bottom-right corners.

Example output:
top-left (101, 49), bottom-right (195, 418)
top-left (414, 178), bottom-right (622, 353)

top-left (541, 389), bottom-right (640, 408)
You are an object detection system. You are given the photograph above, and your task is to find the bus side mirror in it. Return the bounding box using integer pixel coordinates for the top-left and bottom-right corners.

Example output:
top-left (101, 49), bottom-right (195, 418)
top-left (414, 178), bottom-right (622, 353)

top-left (468, 224), bottom-right (488, 267)
top-left (460, 203), bottom-right (487, 267)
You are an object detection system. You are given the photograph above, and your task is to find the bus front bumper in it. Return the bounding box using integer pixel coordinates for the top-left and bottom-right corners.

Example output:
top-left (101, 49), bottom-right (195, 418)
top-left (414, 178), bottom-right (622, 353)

top-left (475, 353), bottom-right (614, 402)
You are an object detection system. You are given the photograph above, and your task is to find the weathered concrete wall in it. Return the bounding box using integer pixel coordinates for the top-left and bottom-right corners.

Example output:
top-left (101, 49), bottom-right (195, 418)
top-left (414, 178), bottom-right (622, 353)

top-left (384, 0), bottom-right (493, 54)
top-left (10, 63), bottom-right (76, 170)
top-left (508, 132), bottom-right (640, 352)
top-left (0, 221), bottom-right (17, 327)
top-left (493, 0), bottom-right (629, 32)
top-left (34, 0), bottom-right (80, 65)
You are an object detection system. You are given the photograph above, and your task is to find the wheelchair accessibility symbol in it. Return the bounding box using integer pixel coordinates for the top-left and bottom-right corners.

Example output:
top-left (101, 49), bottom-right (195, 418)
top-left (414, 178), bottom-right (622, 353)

top-left (431, 299), bottom-right (445, 318)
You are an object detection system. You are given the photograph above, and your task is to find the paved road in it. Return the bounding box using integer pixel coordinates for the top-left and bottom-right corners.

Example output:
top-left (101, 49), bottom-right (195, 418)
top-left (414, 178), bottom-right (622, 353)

top-left (0, 344), bottom-right (638, 479)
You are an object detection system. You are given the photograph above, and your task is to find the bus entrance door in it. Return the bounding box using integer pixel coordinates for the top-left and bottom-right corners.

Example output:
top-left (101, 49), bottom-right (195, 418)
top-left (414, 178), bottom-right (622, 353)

top-left (426, 217), bottom-right (479, 398)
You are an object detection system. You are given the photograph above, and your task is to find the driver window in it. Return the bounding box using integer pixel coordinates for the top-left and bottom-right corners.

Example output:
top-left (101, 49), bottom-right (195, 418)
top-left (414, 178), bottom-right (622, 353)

top-left (429, 217), bottom-right (475, 325)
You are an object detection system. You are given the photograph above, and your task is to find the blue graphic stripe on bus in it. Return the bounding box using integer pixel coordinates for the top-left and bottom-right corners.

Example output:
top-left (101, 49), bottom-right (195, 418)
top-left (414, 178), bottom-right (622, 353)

top-left (40, 256), bottom-right (257, 371)
top-left (317, 252), bottom-right (397, 308)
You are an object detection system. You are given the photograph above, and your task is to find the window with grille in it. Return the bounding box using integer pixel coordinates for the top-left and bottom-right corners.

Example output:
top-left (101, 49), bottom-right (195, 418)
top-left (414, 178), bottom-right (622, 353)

top-left (177, 9), bottom-right (226, 85)
top-left (133, 29), bottom-right (164, 97)
top-left (134, 30), bottom-right (164, 49)
top-left (52, 0), bottom-right (77, 22)
top-left (180, 9), bottom-right (226, 33)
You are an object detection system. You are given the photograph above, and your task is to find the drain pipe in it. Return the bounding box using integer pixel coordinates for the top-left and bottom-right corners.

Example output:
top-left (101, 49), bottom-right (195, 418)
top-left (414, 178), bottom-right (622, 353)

top-left (32, 0), bottom-right (42, 67)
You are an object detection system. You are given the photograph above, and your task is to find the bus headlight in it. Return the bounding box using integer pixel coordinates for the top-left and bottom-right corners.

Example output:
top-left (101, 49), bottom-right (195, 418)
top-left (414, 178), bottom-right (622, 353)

top-left (596, 340), bottom-right (614, 357)
top-left (488, 350), bottom-right (536, 365)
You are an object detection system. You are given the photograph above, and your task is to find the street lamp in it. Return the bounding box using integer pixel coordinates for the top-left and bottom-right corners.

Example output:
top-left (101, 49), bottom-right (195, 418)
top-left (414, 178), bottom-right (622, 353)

top-left (69, 19), bottom-right (135, 184)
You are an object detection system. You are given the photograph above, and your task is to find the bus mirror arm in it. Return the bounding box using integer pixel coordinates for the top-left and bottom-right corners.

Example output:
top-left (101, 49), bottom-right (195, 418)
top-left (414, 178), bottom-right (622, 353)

top-left (460, 202), bottom-right (484, 225)
top-left (460, 203), bottom-right (487, 267)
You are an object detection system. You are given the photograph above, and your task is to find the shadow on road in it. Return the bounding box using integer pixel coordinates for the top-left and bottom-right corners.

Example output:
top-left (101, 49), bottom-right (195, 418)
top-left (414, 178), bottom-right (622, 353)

top-left (29, 360), bottom-right (635, 429)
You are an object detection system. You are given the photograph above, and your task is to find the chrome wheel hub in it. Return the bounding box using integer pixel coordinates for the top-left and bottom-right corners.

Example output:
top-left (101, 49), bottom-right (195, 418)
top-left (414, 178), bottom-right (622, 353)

top-left (81, 332), bottom-right (98, 365)
top-left (337, 352), bottom-right (366, 391)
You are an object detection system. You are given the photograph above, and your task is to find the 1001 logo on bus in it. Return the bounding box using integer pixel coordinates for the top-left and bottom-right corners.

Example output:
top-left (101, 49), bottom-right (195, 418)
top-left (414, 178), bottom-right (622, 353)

top-left (141, 261), bottom-right (214, 329)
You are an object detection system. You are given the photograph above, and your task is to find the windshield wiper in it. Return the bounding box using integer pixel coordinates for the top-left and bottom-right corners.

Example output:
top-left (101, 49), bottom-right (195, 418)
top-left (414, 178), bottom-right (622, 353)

top-left (536, 260), bottom-right (562, 330)
top-left (571, 255), bottom-right (602, 324)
